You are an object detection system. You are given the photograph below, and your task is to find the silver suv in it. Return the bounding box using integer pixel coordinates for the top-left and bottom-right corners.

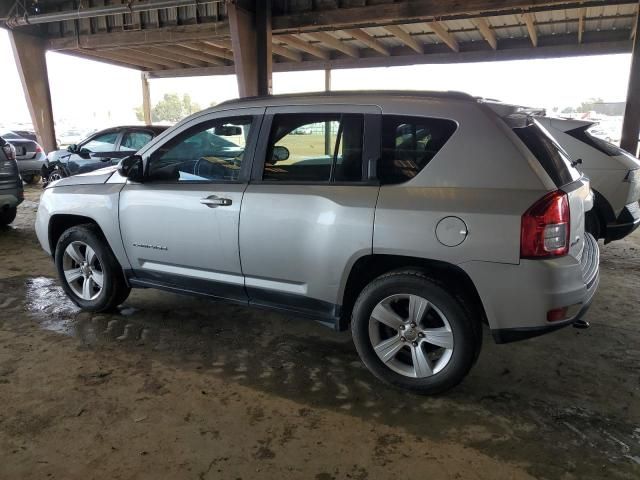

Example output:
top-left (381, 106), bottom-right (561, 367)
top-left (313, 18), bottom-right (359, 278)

top-left (35, 92), bottom-right (599, 394)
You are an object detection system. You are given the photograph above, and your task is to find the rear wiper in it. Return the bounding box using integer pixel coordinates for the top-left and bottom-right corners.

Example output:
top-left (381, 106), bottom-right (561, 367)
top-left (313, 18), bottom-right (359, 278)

top-left (571, 158), bottom-right (583, 168)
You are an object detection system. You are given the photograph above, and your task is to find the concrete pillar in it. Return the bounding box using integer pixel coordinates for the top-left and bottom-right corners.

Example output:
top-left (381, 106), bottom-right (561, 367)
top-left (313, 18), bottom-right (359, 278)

top-left (228, 0), bottom-right (272, 97)
top-left (141, 73), bottom-right (152, 126)
top-left (9, 30), bottom-right (57, 152)
top-left (621, 5), bottom-right (640, 156)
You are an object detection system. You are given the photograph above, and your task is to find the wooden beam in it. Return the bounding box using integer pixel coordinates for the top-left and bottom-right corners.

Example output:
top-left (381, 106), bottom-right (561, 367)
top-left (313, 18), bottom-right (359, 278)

top-left (344, 28), bottom-right (390, 56)
top-left (141, 73), bottom-right (151, 126)
top-left (383, 25), bottom-right (423, 54)
top-left (139, 46), bottom-right (208, 68)
top-left (8, 30), bottom-right (57, 152)
top-left (277, 34), bottom-right (330, 60)
top-left (621, 7), bottom-right (640, 155)
top-left (306, 31), bottom-right (359, 58)
top-left (91, 49), bottom-right (169, 70)
top-left (272, 0), bottom-right (599, 33)
top-left (147, 33), bottom-right (631, 79)
top-left (161, 44), bottom-right (225, 66)
top-left (428, 21), bottom-right (459, 52)
top-left (632, 10), bottom-right (638, 40)
top-left (271, 43), bottom-right (302, 62)
top-left (47, 21), bottom-right (230, 51)
top-left (578, 7), bottom-right (586, 44)
top-left (228, 0), bottom-right (272, 97)
top-left (522, 12), bottom-right (538, 47)
top-left (62, 49), bottom-right (146, 71)
top-left (193, 42), bottom-right (233, 60)
top-left (473, 17), bottom-right (497, 50)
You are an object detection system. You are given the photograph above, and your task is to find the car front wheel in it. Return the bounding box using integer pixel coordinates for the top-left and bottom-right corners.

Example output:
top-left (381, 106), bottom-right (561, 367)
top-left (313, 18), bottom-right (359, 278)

top-left (351, 270), bottom-right (479, 395)
top-left (55, 225), bottom-right (130, 311)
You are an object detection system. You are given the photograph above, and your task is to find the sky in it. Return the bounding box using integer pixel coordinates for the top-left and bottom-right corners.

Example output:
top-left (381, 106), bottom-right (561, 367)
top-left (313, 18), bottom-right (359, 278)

top-left (0, 28), bottom-right (633, 132)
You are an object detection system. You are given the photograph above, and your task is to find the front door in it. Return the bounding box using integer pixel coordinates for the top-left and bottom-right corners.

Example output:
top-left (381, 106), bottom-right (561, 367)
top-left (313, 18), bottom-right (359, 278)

top-left (119, 108), bottom-right (263, 302)
top-left (239, 104), bottom-right (381, 321)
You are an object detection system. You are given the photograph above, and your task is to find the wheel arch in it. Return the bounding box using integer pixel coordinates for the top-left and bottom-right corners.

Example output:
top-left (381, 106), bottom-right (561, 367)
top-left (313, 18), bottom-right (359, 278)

top-left (338, 254), bottom-right (488, 331)
top-left (48, 214), bottom-right (103, 257)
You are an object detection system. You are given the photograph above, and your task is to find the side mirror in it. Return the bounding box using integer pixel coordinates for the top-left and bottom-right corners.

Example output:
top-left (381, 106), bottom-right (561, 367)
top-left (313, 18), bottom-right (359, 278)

top-left (118, 155), bottom-right (144, 182)
top-left (67, 144), bottom-right (78, 153)
top-left (272, 145), bottom-right (290, 162)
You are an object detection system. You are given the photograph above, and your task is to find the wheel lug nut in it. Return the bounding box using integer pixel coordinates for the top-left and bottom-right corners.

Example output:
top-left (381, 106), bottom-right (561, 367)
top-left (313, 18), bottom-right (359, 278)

top-left (412, 341), bottom-right (418, 347)
top-left (410, 323), bottom-right (416, 328)
top-left (400, 337), bottom-right (406, 342)
top-left (399, 325), bottom-right (405, 331)
top-left (418, 332), bottom-right (424, 338)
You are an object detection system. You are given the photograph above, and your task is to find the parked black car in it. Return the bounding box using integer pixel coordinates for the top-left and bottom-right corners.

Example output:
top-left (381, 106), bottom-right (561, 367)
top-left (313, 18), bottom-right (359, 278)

top-left (0, 136), bottom-right (24, 226)
top-left (43, 125), bottom-right (168, 183)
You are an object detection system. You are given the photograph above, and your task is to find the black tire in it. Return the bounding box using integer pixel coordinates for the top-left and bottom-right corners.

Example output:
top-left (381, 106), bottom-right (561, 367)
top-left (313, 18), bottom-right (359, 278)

top-left (351, 270), bottom-right (479, 395)
top-left (0, 207), bottom-right (17, 226)
top-left (55, 224), bottom-right (130, 312)
top-left (585, 210), bottom-right (602, 239)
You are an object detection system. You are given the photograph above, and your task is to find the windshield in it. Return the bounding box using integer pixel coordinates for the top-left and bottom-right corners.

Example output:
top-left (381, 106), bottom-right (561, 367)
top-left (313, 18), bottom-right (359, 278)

top-left (1, 131), bottom-right (21, 140)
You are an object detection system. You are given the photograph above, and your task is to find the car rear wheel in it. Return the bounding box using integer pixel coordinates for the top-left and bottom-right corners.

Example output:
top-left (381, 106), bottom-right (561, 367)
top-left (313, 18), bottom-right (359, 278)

top-left (0, 206), bottom-right (17, 226)
top-left (55, 225), bottom-right (130, 311)
top-left (351, 270), bottom-right (478, 395)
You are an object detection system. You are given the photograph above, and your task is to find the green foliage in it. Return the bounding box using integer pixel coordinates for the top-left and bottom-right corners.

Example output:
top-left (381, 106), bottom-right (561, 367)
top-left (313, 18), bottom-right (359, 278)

top-left (134, 93), bottom-right (202, 123)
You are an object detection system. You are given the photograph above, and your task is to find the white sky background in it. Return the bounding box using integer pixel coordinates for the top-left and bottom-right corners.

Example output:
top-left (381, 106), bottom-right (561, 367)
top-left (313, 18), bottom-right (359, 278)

top-left (0, 28), bottom-right (632, 130)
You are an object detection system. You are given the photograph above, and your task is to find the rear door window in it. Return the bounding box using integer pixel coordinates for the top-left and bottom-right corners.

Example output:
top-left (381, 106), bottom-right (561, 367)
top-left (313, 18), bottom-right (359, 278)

top-left (565, 126), bottom-right (629, 157)
top-left (379, 115), bottom-right (457, 184)
top-left (513, 122), bottom-right (579, 187)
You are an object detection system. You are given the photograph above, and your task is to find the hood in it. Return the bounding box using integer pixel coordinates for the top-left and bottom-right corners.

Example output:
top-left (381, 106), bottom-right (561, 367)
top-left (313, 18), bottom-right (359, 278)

top-left (47, 165), bottom-right (118, 188)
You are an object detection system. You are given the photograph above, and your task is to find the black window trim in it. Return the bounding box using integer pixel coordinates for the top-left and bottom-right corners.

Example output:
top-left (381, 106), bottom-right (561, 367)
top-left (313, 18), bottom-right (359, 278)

top-left (250, 111), bottom-right (380, 186)
top-left (142, 114), bottom-right (262, 185)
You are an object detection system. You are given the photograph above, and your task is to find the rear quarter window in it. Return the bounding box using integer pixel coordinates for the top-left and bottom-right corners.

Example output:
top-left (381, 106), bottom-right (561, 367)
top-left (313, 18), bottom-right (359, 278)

top-left (566, 126), bottom-right (628, 157)
top-left (379, 115), bottom-right (457, 184)
top-left (513, 122), bottom-right (579, 187)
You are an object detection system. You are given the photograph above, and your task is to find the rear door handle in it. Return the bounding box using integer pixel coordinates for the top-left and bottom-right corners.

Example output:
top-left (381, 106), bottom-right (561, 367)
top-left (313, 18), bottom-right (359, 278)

top-left (200, 195), bottom-right (232, 208)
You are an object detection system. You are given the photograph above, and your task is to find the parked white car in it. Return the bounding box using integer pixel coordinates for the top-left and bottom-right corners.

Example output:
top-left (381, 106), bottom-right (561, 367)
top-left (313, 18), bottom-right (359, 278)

top-left (535, 117), bottom-right (640, 242)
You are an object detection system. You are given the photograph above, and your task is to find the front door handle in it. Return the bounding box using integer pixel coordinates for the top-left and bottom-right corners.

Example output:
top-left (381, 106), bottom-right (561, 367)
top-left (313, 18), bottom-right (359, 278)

top-left (200, 195), bottom-right (232, 208)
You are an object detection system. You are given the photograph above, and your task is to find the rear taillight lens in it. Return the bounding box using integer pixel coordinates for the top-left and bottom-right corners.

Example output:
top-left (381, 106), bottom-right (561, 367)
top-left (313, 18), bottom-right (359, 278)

top-left (2, 143), bottom-right (16, 161)
top-left (35, 145), bottom-right (43, 153)
top-left (521, 190), bottom-right (570, 258)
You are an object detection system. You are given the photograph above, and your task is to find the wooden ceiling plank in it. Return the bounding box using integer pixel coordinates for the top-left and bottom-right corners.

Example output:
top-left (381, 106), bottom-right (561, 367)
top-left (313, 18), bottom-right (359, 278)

top-left (428, 21), bottom-right (459, 52)
top-left (277, 34), bottom-right (330, 60)
top-left (343, 28), bottom-right (390, 56)
top-left (191, 41), bottom-right (234, 60)
top-left (140, 46), bottom-right (208, 67)
top-left (126, 47), bottom-right (193, 69)
top-left (271, 43), bottom-right (303, 62)
top-left (472, 17), bottom-right (497, 50)
top-left (522, 12), bottom-right (538, 47)
top-left (166, 44), bottom-right (226, 65)
top-left (306, 31), bottom-right (359, 58)
top-left (383, 25), bottom-right (424, 54)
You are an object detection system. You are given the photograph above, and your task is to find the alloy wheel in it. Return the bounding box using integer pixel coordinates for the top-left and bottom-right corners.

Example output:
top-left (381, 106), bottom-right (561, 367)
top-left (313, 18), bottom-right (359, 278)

top-left (62, 241), bottom-right (104, 301)
top-left (368, 294), bottom-right (454, 378)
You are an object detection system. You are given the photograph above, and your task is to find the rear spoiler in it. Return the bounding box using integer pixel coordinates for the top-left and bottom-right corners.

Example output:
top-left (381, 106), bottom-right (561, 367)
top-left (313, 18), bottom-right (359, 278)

top-left (477, 98), bottom-right (546, 128)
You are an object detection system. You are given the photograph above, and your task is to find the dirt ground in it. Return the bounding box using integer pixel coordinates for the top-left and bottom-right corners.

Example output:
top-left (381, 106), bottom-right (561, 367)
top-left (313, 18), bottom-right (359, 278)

top-left (1, 184), bottom-right (639, 480)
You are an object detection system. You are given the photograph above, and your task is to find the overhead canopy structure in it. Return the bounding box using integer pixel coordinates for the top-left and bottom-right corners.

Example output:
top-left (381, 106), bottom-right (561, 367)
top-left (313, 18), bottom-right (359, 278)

top-left (1, 0), bottom-right (640, 154)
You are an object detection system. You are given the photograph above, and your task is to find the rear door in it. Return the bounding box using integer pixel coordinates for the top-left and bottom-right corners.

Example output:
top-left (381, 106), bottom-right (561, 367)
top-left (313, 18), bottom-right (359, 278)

top-left (239, 104), bottom-right (381, 320)
top-left (116, 129), bottom-right (156, 165)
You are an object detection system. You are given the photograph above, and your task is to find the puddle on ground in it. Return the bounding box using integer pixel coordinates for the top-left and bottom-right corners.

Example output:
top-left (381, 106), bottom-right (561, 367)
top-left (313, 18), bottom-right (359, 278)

top-left (1, 275), bottom-right (639, 478)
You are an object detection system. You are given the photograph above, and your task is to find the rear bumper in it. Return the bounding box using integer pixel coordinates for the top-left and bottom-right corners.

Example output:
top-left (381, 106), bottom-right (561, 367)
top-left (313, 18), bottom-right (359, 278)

top-left (605, 201), bottom-right (640, 242)
top-left (0, 181), bottom-right (24, 209)
top-left (17, 156), bottom-right (46, 175)
top-left (459, 233), bottom-right (600, 343)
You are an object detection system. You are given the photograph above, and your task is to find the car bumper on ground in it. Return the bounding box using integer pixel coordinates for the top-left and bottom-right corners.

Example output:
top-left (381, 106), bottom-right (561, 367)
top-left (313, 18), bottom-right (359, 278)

top-left (0, 184), bottom-right (24, 211)
top-left (460, 233), bottom-right (600, 343)
top-left (605, 201), bottom-right (640, 243)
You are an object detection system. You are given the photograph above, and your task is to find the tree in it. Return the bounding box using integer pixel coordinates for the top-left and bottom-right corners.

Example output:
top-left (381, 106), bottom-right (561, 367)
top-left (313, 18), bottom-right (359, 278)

top-left (576, 97), bottom-right (604, 114)
top-left (134, 93), bottom-right (202, 123)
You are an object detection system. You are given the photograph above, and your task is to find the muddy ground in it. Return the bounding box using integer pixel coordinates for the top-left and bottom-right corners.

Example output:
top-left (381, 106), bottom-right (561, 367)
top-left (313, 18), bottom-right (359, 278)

top-left (0, 184), bottom-right (639, 480)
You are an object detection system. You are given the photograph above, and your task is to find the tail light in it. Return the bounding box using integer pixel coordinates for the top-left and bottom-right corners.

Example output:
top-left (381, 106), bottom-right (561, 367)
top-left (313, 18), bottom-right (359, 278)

top-left (35, 145), bottom-right (43, 153)
top-left (521, 190), bottom-right (570, 258)
top-left (2, 143), bottom-right (16, 161)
